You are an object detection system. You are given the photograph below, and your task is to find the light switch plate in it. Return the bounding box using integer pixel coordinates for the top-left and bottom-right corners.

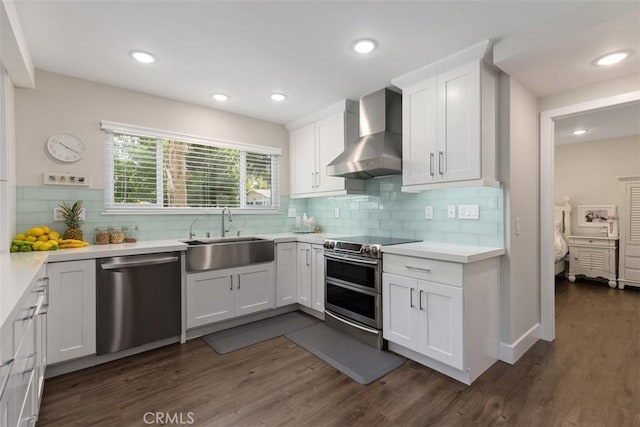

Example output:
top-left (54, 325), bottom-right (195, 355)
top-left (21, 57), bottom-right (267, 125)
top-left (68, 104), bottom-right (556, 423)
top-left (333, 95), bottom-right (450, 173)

top-left (287, 208), bottom-right (297, 218)
top-left (53, 207), bottom-right (86, 222)
top-left (458, 204), bottom-right (479, 220)
top-left (447, 205), bottom-right (456, 219)
top-left (424, 206), bottom-right (433, 220)
top-left (334, 208), bottom-right (340, 219)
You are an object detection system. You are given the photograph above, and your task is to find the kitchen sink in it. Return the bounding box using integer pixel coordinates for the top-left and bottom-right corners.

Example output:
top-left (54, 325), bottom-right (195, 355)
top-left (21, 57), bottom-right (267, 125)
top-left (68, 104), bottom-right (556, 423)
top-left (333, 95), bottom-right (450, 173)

top-left (184, 236), bottom-right (274, 272)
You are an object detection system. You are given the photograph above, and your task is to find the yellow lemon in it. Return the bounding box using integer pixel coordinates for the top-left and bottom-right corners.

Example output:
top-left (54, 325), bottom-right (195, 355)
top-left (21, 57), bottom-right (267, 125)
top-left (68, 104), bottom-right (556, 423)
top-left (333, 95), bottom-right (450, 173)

top-left (32, 241), bottom-right (44, 250)
top-left (49, 231), bottom-right (60, 240)
top-left (37, 235), bottom-right (49, 242)
top-left (47, 240), bottom-right (58, 246)
top-left (40, 243), bottom-right (52, 251)
top-left (15, 233), bottom-right (26, 240)
top-left (27, 227), bottom-right (44, 237)
top-left (25, 235), bottom-right (37, 242)
top-left (42, 226), bottom-right (50, 233)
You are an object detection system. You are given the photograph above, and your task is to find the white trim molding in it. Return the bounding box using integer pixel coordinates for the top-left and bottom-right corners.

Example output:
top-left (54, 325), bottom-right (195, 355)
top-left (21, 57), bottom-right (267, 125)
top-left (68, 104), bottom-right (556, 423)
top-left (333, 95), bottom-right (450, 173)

top-left (499, 323), bottom-right (540, 364)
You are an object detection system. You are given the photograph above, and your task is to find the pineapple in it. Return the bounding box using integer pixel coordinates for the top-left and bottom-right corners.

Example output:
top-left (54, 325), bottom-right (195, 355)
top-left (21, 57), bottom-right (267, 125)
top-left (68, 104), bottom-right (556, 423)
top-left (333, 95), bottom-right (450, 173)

top-left (59, 201), bottom-right (84, 241)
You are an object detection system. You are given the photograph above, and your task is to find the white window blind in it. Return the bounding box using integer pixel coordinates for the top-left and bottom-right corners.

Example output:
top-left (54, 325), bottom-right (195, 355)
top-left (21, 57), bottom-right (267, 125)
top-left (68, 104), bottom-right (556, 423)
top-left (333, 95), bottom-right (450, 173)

top-left (102, 121), bottom-right (281, 212)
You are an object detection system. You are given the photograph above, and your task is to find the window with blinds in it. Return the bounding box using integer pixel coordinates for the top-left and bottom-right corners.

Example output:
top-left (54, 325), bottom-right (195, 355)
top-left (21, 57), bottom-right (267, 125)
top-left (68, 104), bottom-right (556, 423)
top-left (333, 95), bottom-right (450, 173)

top-left (102, 121), bottom-right (281, 212)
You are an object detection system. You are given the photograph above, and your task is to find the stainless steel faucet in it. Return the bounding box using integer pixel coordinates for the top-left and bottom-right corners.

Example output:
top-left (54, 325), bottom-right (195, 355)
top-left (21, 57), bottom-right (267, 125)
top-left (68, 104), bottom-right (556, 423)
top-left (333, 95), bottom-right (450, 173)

top-left (189, 216), bottom-right (203, 239)
top-left (221, 207), bottom-right (233, 237)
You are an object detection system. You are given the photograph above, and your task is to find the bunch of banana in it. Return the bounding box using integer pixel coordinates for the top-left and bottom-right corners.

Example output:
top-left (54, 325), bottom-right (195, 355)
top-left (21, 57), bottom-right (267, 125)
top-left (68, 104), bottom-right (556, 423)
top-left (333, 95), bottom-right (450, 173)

top-left (58, 239), bottom-right (90, 249)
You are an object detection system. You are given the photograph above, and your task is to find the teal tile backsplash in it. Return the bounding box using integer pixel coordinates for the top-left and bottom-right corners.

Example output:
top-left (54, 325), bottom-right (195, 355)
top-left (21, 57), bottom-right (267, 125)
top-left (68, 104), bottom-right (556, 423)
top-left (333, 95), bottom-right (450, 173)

top-left (304, 176), bottom-right (504, 247)
top-left (16, 177), bottom-right (503, 247)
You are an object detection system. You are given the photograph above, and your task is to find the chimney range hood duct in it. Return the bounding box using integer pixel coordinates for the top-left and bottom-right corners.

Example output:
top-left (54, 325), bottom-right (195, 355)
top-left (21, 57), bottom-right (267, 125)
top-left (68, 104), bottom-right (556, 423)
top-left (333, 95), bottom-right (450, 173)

top-left (326, 88), bottom-right (402, 179)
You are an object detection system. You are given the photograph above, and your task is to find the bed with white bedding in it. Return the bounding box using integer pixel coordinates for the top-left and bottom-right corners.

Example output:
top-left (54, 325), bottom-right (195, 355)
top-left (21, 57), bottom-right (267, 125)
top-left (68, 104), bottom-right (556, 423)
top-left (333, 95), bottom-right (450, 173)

top-left (554, 201), bottom-right (571, 275)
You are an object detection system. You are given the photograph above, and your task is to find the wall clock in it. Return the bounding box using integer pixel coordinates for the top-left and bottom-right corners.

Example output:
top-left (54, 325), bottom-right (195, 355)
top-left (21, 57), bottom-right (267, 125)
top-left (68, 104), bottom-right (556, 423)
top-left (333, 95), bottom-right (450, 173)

top-left (46, 134), bottom-right (85, 162)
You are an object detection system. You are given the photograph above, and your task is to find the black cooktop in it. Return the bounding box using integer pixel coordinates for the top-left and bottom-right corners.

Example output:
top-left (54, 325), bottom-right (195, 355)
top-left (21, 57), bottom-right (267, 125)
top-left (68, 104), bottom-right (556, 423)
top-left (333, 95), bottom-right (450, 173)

top-left (331, 235), bottom-right (421, 246)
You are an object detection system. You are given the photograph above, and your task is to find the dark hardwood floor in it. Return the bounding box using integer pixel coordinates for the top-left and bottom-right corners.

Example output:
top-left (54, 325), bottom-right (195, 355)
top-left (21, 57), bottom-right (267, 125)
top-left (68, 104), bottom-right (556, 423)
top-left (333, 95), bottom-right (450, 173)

top-left (37, 279), bottom-right (640, 426)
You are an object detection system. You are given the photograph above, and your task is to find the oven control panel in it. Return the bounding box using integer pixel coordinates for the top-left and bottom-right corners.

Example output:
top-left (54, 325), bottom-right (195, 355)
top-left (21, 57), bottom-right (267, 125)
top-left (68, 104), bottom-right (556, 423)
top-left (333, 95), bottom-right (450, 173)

top-left (323, 239), bottom-right (382, 259)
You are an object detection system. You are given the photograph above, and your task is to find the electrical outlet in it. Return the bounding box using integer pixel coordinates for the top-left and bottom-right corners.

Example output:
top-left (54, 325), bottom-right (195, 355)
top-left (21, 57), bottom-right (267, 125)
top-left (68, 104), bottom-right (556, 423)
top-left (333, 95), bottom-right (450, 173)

top-left (424, 206), bottom-right (433, 220)
top-left (458, 204), bottom-right (479, 220)
top-left (447, 205), bottom-right (456, 219)
top-left (287, 208), bottom-right (297, 218)
top-left (334, 208), bottom-right (340, 219)
top-left (53, 207), bottom-right (86, 222)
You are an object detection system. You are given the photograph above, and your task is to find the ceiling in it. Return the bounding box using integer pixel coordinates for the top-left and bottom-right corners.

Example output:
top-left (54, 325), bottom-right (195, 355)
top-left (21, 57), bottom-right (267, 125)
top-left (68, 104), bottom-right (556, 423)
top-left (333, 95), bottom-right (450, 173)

top-left (555, 102), bottom-right (640, 145)
top-left (13, 1), bottom-right (640, 125)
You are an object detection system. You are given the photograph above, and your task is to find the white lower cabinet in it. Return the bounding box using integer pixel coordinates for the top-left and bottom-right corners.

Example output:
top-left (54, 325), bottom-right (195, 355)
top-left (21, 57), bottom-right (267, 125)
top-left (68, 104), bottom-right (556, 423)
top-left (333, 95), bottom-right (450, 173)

top-left (1, 264), bottom-right (48, 426)
top-left (276, 243), bottom-right (297, 307)
top-left (383, 273), bottom-right (463, 369)
top-left (186, 262), bottom-right (275, 329)
top-left (296, 243), bottom-right (324, 313)
top-left (46, 260), bottom-right (96, 365)
top-left (311, 245), bottom-right (325, 312)
top-left (296, 244), bottom-right (312, 308)
top-left (382, 253), bottom-right (498, 385)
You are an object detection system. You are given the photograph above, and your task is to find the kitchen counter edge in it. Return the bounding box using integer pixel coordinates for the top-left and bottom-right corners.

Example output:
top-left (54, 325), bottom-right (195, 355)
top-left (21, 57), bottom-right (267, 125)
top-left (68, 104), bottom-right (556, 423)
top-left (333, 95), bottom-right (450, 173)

top-left (381, 242), bottom-right (505, 263)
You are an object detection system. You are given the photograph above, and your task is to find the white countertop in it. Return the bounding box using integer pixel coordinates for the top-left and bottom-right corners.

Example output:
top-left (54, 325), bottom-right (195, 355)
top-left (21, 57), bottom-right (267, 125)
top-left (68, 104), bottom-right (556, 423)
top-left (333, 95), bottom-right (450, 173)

top-left (381, 242), bottom-right (505, 263)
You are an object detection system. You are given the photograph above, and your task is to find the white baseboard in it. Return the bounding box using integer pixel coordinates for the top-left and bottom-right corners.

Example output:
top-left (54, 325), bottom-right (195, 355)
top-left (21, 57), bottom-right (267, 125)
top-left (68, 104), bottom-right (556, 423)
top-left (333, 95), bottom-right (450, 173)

top-left (498, 323), bottom-right (540, 364)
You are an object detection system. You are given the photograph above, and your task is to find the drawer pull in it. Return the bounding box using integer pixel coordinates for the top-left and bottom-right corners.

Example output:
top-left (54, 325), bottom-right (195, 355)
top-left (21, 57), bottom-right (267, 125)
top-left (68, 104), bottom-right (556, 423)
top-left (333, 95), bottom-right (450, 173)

top-left (405, 265), bottom-right (431, 272)
top-left (410, 288), bottom-right (414, 308)
top-left (14, 306), bottom-right (38, 322)
top-left (419, 290), bottom-right (424, 311)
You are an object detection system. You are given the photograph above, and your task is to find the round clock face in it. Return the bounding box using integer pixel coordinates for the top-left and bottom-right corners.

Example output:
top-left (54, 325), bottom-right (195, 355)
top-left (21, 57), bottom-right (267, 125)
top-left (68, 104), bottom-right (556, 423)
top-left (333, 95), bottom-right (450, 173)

top-left (47, 134), bottom-right (85, 162)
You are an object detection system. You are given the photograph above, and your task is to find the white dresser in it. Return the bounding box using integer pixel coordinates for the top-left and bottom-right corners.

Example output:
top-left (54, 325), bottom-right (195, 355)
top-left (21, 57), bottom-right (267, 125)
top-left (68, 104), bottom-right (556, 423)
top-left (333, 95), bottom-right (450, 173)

top-left (567, 235), bottom-right (619, 288)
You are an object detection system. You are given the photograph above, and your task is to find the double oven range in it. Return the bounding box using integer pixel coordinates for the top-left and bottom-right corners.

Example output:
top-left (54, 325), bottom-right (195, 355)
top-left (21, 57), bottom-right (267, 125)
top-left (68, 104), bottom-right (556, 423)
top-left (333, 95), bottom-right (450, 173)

top-left (323, 236), bottom-right (420, 349)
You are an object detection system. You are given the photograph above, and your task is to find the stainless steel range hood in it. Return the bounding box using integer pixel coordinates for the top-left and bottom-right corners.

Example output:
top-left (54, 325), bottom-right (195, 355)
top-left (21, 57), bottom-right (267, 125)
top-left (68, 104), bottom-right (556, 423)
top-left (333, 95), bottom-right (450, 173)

top-left (327, 88), bottom-right (402, 179)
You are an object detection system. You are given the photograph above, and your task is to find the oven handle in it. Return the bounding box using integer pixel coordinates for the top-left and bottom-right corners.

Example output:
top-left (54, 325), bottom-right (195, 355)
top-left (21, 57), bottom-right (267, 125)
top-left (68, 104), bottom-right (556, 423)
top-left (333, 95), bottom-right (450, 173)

top-left (326, 279), bottom-right (379, 296)
top-left (324, 253), bottom-right (380, 266)
top-left (324, 310), bottom-right (381, 335)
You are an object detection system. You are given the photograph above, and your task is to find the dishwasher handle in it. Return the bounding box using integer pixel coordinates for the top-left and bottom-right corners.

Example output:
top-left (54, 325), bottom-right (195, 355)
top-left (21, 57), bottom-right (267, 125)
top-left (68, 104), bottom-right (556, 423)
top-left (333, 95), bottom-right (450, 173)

top-left (100, 255), bottom-right (179, 270)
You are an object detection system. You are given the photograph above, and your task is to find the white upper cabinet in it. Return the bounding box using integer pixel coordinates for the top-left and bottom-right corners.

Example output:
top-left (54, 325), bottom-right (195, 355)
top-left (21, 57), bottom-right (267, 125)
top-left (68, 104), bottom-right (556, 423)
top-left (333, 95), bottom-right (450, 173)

top-left (392, 41), bottom-right (498, 191)
top-left (287, 100), bottom-right (364, 198)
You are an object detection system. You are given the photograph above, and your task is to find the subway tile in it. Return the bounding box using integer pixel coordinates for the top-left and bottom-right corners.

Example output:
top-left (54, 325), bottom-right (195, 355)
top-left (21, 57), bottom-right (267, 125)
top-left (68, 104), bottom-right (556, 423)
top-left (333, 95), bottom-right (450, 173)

top-left (23, 187), bottom-right (73, 201)
top-left (16, 199), bottom-right (49, 212)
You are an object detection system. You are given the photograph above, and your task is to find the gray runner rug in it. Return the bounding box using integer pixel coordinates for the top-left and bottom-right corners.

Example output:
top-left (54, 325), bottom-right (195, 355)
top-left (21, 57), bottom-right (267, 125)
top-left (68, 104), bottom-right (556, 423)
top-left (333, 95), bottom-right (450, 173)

top-left (203, 312), bottom-right (318, 354)
top-left (285, 323), bottom-right (405, 385)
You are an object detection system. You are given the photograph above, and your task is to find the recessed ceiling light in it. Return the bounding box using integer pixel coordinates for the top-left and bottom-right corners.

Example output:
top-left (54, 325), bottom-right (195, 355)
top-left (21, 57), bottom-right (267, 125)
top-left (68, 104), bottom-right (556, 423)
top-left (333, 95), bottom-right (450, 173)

top-left (212, 93), bottom-right (229, 102)
top-left (129, 50), bottom-right (156, 64)
top-left (572, 129), bottom-right (588, 135)
top-left (270, 93), bottom-right (287, 103)
top-left (351, 38), bottom-right (378, 54)
top-left (593, 50), bottom-right (633, 66)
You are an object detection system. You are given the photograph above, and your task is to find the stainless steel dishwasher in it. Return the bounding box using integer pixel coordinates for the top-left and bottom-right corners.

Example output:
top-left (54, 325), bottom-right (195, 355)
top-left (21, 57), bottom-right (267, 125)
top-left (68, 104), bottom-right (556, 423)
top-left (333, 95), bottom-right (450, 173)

top-left (96, 252), bottom-right (181, 355)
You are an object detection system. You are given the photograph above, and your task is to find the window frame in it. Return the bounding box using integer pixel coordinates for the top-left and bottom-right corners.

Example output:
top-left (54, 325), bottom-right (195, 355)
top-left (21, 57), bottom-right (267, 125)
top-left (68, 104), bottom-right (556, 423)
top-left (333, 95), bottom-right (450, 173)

top-left (101, 120), bottom-right (282, 214)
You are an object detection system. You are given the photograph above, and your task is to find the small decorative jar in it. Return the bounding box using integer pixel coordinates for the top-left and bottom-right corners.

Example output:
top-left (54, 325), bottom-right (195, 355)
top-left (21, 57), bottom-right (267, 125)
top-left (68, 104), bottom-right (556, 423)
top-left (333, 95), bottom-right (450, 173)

top-left (95, 227), bottom-right (110, 245)
top-left (124, 226), bottom-right (138, 243)
top-left (109, 226), bottom-right (125, 244)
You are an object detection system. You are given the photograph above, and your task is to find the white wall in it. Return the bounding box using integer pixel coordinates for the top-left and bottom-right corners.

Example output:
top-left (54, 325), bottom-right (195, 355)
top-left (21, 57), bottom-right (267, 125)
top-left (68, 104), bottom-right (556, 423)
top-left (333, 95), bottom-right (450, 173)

top-left (15, 70), bottom-right (290, 192)
top-left (555, 134), bottom-right (640, 235)
top-left (499, 74), bottom-right (540, 360)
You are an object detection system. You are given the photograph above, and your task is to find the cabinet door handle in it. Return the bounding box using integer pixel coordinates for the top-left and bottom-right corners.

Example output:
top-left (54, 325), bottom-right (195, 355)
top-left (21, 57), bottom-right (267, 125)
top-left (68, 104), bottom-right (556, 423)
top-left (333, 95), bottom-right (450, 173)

top-left (419, 290), bottom-right (424, 311)
top-left (306, 249), bottom-right (310, 266)
top-left (237, 274), bottom-right (241, 290)
top-left (438, 151), bottom-right (444, 175)
top-left (315, 171), bottom-right (320, 188)
top-left (405, 265), bottom-right (431, 272)
top-left (429, 153), bottom-right (435, 176)
top-left (410, 288), bottom-right (414, 308)
top-left (229, 275), bottom-right (233, 291)
top-left (311, 172), bottom-right (316, 188)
